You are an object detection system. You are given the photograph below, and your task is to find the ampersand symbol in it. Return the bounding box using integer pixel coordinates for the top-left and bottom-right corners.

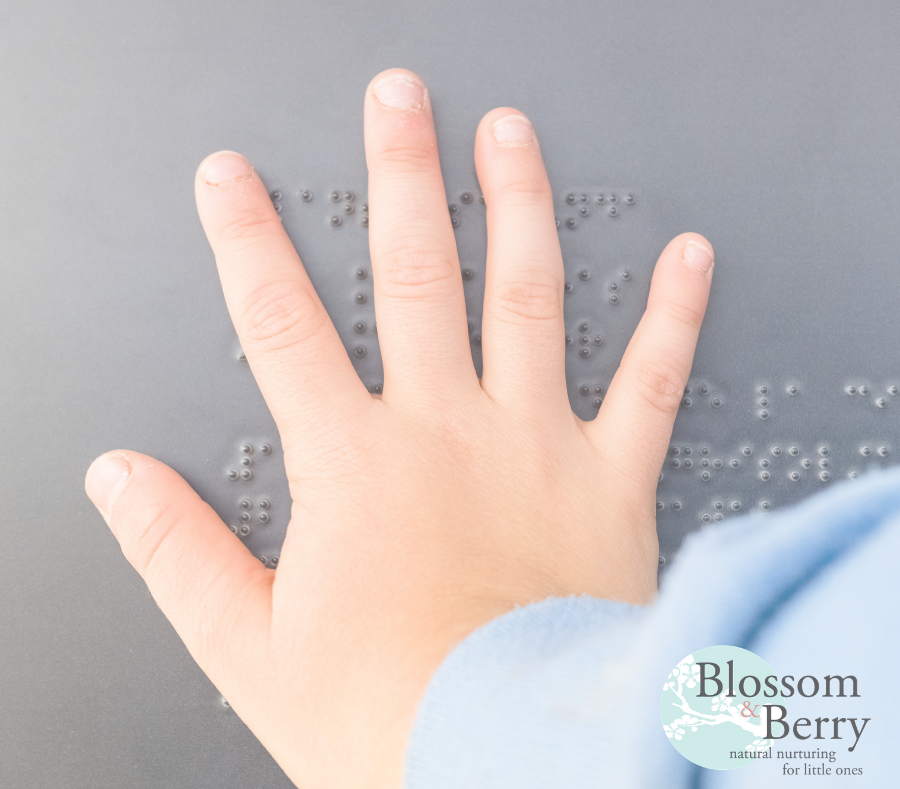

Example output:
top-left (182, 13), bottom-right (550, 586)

top-left (740, 701), bottom-right (760, 718)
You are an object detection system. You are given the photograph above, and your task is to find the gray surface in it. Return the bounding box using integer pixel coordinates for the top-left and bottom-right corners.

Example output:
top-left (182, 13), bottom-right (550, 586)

top-left (2, 0), bottom-right (900, 785)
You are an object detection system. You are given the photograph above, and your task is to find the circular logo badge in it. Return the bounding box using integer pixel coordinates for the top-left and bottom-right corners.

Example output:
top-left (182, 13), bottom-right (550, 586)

top-left (660, 645), bottom-right (778, 770)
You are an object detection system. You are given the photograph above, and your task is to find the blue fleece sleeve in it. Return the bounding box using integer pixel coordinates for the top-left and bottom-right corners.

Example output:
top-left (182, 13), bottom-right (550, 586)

top-left (403, 469), bottom-right (900, 788)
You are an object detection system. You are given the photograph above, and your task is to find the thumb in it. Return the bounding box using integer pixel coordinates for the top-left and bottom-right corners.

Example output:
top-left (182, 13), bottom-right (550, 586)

top-left (85, 451), bottom-right (273, 679)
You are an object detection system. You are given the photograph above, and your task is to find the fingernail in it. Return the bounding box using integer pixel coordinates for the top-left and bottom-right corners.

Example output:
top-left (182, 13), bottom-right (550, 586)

top-left (86, 452), bottom-right (132, 517)
top-left (373, 74), bottom-right (426, 111)
top-left (201, 151), bottom-right (253, 187)
top-left (492, 115), bottom-right (534, 147)
top-left (682, 240), bottom-right (714, 274)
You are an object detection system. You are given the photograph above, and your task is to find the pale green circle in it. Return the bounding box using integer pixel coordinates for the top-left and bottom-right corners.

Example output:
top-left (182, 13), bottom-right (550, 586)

top-left (660, 645), bottom-right (779, 770)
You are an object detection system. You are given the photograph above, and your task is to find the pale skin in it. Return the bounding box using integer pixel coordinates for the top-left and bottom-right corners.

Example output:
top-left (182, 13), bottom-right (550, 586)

top-left (85, 68), bottom-right (714, 788)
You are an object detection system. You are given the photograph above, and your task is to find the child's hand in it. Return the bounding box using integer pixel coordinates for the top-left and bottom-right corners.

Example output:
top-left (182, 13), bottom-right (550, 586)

top-left (85, 68), bottom-right (713, 789)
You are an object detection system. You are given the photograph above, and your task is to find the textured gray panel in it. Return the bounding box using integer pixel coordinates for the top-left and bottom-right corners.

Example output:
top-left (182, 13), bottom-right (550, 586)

top-left (2, 0), bottom-right (900, 785)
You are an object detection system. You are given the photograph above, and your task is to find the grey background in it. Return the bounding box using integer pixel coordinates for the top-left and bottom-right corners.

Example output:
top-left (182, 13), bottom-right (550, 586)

top-left (2, 0), bottom-right (899, 785)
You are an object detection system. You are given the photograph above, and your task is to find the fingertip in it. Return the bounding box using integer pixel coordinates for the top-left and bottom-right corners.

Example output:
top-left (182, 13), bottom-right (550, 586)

top-left (85, 451), bottom-right (134, 519)
top-left (367, 68), bottom-right (428, 112)
top-left (195, 150), bottom-right (254, 189)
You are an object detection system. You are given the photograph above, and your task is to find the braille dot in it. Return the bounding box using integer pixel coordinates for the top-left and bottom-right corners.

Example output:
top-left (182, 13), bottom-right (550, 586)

top-left (608, 206), bottom-right (618, 217)
top-left (596, 194), bottom-right (606, 204)
top-left (580, 335), bottom-right (590, 345)
top-left (579, 194), bottom-right (588, 203)
top-left (877, 398), bottom-right (887, 408)
top-left (566, 193), bottom-right (576, 204)
top-left (760, 459), bottom-right (770, 469)
top-left (270, 190), bottom-right (282, 201)
top-left (683, 459), bottom-right (693, 469)
top-left (579, 270), bottom-right (590, 281)
top-left (448, 204), bottom-right (459, 215)
top-left (789, 447), bottom-right (799, 456)
top-left (566, 218), bottom-right (577, 229)
top-left (700, 447), bottom-right (710, 456)
top-left (579, 206), bottom-right (589, 217)
top-left (371, 384), bottom-right (383, 394)
top-left (860, 385), bottom-right (869, 396)
top-left (622, 271), bottom-right (631, 281)
top-left (580, 384), bottom-right (591, 396)
top-left (555, 218), bottom-right (561, 228)
top-left (474, 334), bottom-right (482, 346)
top-left (355, 293), bottom-right (367, 304)
top-left (239, 524), bottom-right (251, 537)
top-left (259, 556), bottom-right (267, 565)
top-left (301, 190), bottom-right (313, 202)
top-left (564, 282), bottom-right (573, 293)
top-left (272, 202), bottom-right (282, 213)
top-left (772, 447), bottom-right (782, 457)
top-left (891, 386), bottom-right (899, 396)
top-left (565, 335), bottom-right (573, 345)
top-left (460, 192), bottom-right (473, 204)
top-left (355, 268), bottom-right (368, 280)
top-left (228, 469), bottom-right (238, 480)
top-left (462, 268), bottom-right (475, 281)
top-left (759, 410), bottom-right (769, 420)
top-left (850, 471), bottom-right (859, 479)
top-left (594, 386), bottom-right (603, 394)
top-left (671, 447), bottom-right (681, 456)
top-left (731, 501), bottom-right (741, 511)
top-left (682, 398), bottom-right (692, 408)
top-left (683, 447), bottom-right (692, 456)
top-left (451, 217), bottom-right (460, 228)
top-left (760, 471), bottom-right (771, 481)
top-left (701, 459), bottom-right (710, 469)
top-left (671, 501), bottom-right (682, 511)
top-left (790, 471), bottom-right (800, 481)
top-left (699, 386), bottom-right (709, 396)
top-left (609, 294), bottom-right (620, 305)
top-left (702, 513), bottom-right (712, 523)
top-left (625, 194), bottom-right (635, 205)
top-left (742, 447), bottom-right (752, 456)
top-left (713, 459), bottom-right (723, 469)
top-left (580, 347), bottom-right (591, 358)
top-left (820, 471), bottom-right (831, 481)
top-left (759, 386), bottom-right (768, 395)
top-left (701, 471), bottom-right (710, 481)
top-left (761, 501), bottom-right (771, 511)
top-left (714, 501), bottom-right (724, 511)
top-left (239, 512), bottom-right (251, 524)
top-left (343, 203), bottom-right (354, 215)
top-left (684, 386), bottom-right (692, 395)
top-left (271, 556), bottom-right (279, 566)
top-left (879, 446), bottom-right (889, 457)
top-left (241, 457), bottom-right (252, 467)
top-left (260, 445), bottom-right (271, 455)
top-left (362, 204), bottom-right (368, 213)
top-left (658, 555), bottom-right (666, 566)
top-left (820, 459), bottom-right (829, 468)
top-left (221, 697), bottom-right (231, 709)
top-left (714, 513), bottom-right (724, 522)
top-left (788, 385), bottom-right (799, 396)
top-left (802, 459), bottom-right (812, 469)
top-left (579, 322), bottom-right (591, 333)
top-left (819, 447), bottom-right (829, 456)
top-left (712, 398), bottom-right (722, 408)
top-left (330, 191), bottom-right (341, 202)
top-left (656, 501), bottom-right (664, 512)
top-left (240, 499), bottom-right (251, 510)
top-left (861, 446), bottom-right (872, 456)
top-left (241, 469), bottom-right (252, 480)
top-left (259, 500), bottom-right (269, 509)
top-left (479, 195), bottom-right (485, 204)
top-left (759, 398), bottom-right (768, 407)
top-left (241, 444), bottom-right (253, 454)
top-left (593, 335), bottom-right (603, 345)
top-left (608, 194), bottom-right (618, 204)
top-left (847, 386), bottom-right (857, 395)
top-left (354, 320), bottom-right (366, 334)
top-left (362, 217), bottom-right (369, 228)
top-left (731, 459), bottom-right (740, 469)
top-left (593, 398), bottom-right (603, 408)
top-left (354, 346), bottom-right (366, 358)
top-left (259, 512), bottom-right (269, 523)
top-left (609, 282), bottom-right (619, 292)
top-left (331, 216), bottom-right (342, 227)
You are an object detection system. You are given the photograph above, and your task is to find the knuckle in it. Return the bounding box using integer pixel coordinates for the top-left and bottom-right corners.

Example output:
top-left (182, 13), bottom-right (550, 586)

top-left (652, 298), bottom-right (706, 333)
top-left (494, 172), bottom-right (552, 206)
top-left (632, 358), bottom-right (687, 418)
top-left (372, 141), bottom-right (437, 176)
top-left (120, 497), bottom-right (185, 577)
top-left (377, 239), bottom-right (459, 298)
top-left (239, 280), bottom-right (326, 352)
top-left (491, 274), bottom-right (562, 324)
top-left (216, 204), bottom-right (283, 248)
